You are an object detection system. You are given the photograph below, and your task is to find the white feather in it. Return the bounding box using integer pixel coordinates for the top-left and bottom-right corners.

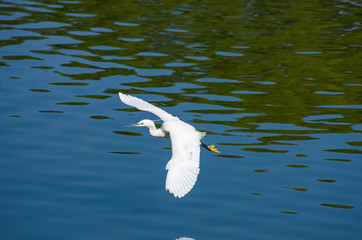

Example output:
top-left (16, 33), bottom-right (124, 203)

top-left (118, 92), bottom-right (177, 122)
top-left (118, 92), bottom-right (206, 198)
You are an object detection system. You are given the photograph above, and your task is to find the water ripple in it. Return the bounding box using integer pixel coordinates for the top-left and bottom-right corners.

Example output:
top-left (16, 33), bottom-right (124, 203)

top-left (1, 1), bottom-right (361, 240)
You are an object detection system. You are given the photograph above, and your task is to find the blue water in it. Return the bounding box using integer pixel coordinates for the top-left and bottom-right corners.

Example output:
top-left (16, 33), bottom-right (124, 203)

top-left (1, 0), bottom-right (361, 239)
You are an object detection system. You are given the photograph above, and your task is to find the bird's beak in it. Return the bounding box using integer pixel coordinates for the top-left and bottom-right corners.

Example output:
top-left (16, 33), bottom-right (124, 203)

top-left (125, 123), bottom-right (139, 127)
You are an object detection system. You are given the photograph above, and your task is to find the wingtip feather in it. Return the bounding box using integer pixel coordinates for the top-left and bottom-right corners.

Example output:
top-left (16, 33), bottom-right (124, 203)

top-left (165, 164), bottom-right (200, 198)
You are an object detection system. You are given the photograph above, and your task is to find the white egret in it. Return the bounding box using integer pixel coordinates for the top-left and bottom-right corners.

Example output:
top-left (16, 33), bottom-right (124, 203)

top-left (118, 92), bottom-right (220, 198)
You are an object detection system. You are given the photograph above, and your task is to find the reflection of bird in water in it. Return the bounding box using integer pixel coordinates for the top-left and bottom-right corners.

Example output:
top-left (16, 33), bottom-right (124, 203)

top-left (119, 92), bottom-right (220, 198)
top-left (175, 238), bottom-right (195, 240)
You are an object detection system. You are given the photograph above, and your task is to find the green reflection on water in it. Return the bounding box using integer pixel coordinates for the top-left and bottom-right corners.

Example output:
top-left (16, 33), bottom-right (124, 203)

top-left (56, 102), bottom-right (90, 105)
top-left (3, 0), bottom-right (359, 129)
top-left (243, 148), bottom-right (288, 153)
top-left (1, 0), bottom-right (360, 159)
top-left (113, 131), bottom-right (143, 136)
top-left (320, 203), bottom-right (355, 209)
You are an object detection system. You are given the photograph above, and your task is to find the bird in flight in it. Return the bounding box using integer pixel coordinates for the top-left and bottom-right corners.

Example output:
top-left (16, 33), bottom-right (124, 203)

top-left (118, 92), bottom-right (220, 198)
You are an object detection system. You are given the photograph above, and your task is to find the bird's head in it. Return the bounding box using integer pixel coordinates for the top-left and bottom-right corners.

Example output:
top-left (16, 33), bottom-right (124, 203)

top-left (126, 119), bottom-right (155, 128)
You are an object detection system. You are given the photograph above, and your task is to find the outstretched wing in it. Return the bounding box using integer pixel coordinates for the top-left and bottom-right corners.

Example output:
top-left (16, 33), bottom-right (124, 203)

top-left (119, 92), bottom-right (204, 198)
top-left (118, 92), bottom-right (177, 121)
top-left (164, 121), bottom-right (203, 198)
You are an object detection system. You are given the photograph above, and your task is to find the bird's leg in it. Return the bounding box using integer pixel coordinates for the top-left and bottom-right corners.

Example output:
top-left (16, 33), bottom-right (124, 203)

top-left (201, 142), bottom-right (220, 153)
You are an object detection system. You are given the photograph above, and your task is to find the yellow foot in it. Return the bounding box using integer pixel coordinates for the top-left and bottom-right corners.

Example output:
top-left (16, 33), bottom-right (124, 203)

top-left (208, 145), bottom-right (220, 153)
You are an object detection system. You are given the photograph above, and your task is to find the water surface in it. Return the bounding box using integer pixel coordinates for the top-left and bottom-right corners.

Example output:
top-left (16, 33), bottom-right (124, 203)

top-left (1, 0), bottom-right (361, 239)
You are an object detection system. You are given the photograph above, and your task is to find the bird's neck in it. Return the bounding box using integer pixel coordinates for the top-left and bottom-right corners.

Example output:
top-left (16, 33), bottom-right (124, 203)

top-left (147, 123), bottom-right (166, 137)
